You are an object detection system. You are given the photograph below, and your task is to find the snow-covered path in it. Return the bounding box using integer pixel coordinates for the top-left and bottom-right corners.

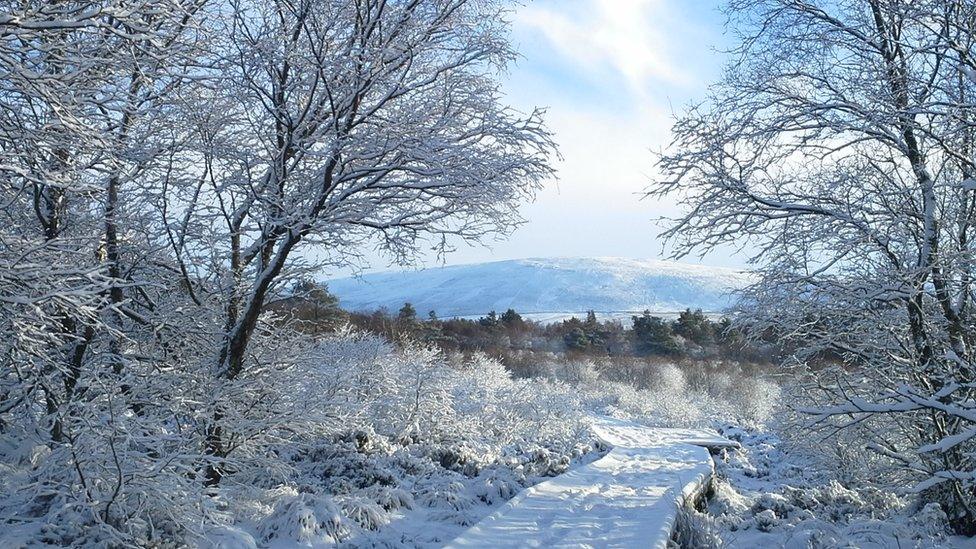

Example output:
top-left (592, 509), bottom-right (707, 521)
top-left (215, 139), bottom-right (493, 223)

top-left (446, 416), bottom-right (735, 548)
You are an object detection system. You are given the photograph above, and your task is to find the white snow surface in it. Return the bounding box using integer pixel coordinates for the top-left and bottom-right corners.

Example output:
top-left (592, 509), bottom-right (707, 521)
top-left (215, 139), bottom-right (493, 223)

top-left (325, 257), bottom-right (753, 319)
top-left (446, 415), bottom-right (734, 548)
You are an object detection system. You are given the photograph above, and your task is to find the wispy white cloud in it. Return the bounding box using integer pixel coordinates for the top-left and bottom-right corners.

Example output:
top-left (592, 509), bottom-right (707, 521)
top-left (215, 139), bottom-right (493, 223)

top-left (339, 0), bottom-right (743, 274)
top-left (514, 0), bottom-right (695, 101)
top-left (484, 0), bottom-right (744, 266)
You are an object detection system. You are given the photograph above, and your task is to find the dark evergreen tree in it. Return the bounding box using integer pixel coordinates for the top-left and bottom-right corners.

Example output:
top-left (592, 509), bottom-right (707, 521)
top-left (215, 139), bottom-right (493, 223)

top-left (501, 308), bottom-right (523, 328)
top-left (283, 279), bottom-right (347, 331)
top-left (398, 302), bottom-right (417, 322)
top-left (563, 327), bottom-right (590, 351)
top-left (479, 311), bottom-right (500, 328)
top-left (631, 311), bottom-right (679, 356)
top-left (585, 310), bottom-right (598, 327)
top-left (673, 308), bottom-right (712, 345)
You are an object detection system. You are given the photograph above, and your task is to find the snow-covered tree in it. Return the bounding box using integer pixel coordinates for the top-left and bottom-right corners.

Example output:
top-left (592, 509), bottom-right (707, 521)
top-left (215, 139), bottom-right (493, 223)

top-left (0, 0), bottom-right (554, 541)
top-left (0, 1), bottom-right (225, 542)
top-left (149, 0), bottom-right (557, 485)
top-left (652, 0), bottom-right (976, 532)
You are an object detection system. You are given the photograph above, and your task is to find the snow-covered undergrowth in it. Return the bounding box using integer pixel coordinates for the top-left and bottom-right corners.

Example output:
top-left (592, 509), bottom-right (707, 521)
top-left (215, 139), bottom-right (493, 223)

top-left (1, 329), bottom-right (601, 547)
top-left (536, 358), bottom-right (781, 431)
top-left (0, 327), bottom-right (783, 547)
top-left (230, 332), bottom-right (603, 547)
top-left (680, 426), bottom-right (976, 548)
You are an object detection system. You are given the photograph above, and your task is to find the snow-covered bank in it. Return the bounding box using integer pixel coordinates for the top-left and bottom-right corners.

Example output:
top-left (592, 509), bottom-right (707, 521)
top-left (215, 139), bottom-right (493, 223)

top-left (691, 427), bottom-right (976, 548)
top-left (447, 416), bottom-right (734, 548)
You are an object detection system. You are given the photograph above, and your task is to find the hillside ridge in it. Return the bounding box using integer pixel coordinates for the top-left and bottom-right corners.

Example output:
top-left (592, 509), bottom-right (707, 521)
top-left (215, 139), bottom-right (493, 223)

top-left (324, 257), bottom-right (752, 319)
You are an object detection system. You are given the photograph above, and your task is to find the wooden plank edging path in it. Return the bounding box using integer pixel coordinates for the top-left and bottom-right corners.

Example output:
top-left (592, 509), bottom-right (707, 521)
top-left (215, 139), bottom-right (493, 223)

top-left (445, 415), bottom-right (737, 548)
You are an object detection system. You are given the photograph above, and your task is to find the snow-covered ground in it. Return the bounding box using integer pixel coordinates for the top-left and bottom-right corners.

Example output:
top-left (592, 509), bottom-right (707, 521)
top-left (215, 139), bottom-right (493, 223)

top-left (448, 416), bottom-right (734, 548)
top-left (693, 427), bottom-right (976, 548)
top-left (325, 257), bottom-right (753, 319)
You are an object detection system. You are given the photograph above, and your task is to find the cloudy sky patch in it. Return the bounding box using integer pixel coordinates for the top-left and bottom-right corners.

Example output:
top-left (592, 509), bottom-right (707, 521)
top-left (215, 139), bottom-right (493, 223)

top-left (345, 0), bottom-right (741, 274)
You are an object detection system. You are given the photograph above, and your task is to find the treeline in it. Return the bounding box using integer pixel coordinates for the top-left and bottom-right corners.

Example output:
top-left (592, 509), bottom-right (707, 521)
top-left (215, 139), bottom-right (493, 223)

top-left (275, 281), bottom-right (774, 364)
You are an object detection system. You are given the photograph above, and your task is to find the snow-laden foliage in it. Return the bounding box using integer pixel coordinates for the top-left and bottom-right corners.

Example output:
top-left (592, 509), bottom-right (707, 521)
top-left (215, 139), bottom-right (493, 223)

top-left (1, 328), bottom-right (598, 546)
top-left (536, 358), bottom-right (781, 431)
top-left (219, 330), bottom-right (597, 547)
top-left (652, 0), bottom-right (976, 533)
top-left (697, 427), bottom-right (967, 548)
top-left (0, 0), bottom-right (556, 545)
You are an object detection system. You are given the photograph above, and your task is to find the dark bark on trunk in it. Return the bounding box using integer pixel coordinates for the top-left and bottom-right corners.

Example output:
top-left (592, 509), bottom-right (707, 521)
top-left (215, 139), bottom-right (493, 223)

top-left (205, 233), bottom-right (302, 485)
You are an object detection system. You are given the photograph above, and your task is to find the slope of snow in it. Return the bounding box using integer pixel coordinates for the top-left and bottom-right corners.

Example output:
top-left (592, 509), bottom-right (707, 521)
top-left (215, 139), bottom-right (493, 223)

top-left (445, 416), bottom-right (734, 549)
top-left (325, 257), bottom-right (752, 318)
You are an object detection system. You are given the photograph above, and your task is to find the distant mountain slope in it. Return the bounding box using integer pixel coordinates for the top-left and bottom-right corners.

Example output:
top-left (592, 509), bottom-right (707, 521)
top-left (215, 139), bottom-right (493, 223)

top-left (323, 257), bottom-right (752, 320)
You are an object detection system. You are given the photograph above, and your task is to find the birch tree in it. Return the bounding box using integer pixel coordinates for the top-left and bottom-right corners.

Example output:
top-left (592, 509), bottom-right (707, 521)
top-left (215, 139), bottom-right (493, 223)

top-left (653, 0), bottom-right (976, 533)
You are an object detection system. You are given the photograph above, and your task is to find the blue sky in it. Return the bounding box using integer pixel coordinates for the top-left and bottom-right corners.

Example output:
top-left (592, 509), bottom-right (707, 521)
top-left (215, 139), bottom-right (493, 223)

top-left (348, 0), bottom-right (742, 274)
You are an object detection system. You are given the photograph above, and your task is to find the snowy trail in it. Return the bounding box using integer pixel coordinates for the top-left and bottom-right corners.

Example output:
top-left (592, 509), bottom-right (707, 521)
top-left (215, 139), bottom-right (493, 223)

top-left (445, 416), bottom-right (735, 549)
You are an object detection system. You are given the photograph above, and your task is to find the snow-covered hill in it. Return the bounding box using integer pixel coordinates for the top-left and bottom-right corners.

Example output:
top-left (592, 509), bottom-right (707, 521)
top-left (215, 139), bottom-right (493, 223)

top-left (324, 257), bottom-right (752, 320)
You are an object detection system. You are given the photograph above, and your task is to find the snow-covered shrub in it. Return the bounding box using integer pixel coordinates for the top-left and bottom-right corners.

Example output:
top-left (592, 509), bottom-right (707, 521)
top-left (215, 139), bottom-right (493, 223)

top-left (202, 525), bottom-right (258, 549)
top-left (414, 475), bottom-right (476, 510)
top-left (257, 492), bottom-right (349, 545)
top-left (552, 359), bottom-right (601, 386)
top-left (670, 504), bottom-right (723, 548)
top-left (751, 492), bottom-right (797, 519)
top-left (296, 440), bottom-right (399, 494)
top-left (708, 477), bottom-right (750, 518)
top-left (910, 503), bottom-right (950, 538)
top-left (339, 497), bottom-right (390, 531)
top-left (753, 508), bottom-right (780, 532)
top-left (370, 486), bottom-right (415, 511)
top-left (805, 481), bottom-right (866, 522)
top-left (473, 466), bottom-right (526, 505)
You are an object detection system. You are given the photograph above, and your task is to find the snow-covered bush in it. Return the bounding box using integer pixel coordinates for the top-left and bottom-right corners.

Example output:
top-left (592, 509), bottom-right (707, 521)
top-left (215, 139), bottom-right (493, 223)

top-left (257, 492), bottom-right (349, 545)
top-left (671, 504), bottom-right (722, 548)
top-left (219, 329), bottom-right (595, 546)
top-left (697, 425), bottom-right (962, 548)
top-left (534, 356), bottom-right (781, 430)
